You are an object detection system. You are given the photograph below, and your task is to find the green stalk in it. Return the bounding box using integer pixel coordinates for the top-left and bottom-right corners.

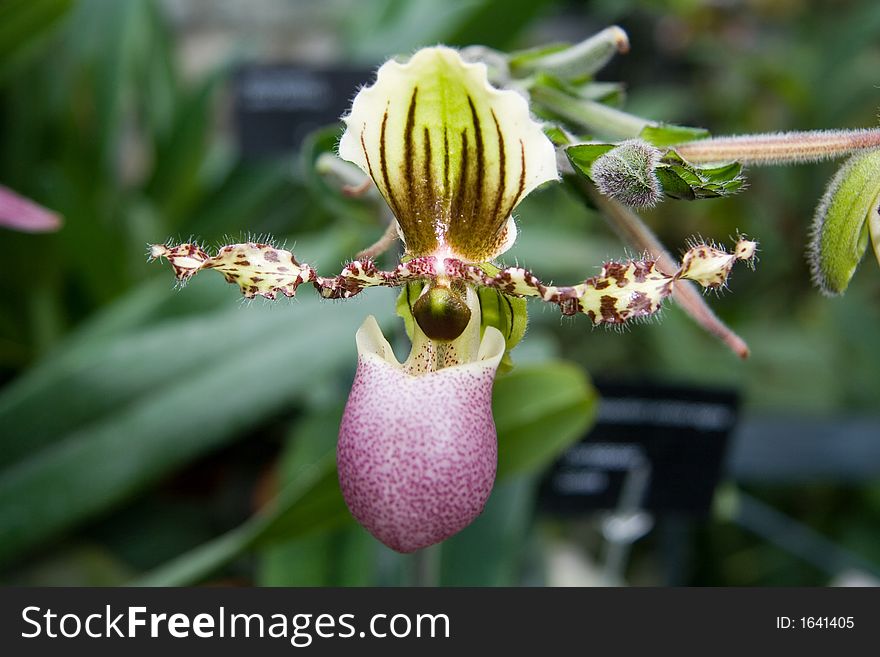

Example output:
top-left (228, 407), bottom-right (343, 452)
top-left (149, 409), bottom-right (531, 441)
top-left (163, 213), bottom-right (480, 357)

top-left (530, 85), bottom-right (649, 140)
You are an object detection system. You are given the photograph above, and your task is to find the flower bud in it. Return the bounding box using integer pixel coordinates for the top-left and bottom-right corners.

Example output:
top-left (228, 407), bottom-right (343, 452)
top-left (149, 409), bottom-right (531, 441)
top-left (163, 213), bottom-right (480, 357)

top-left (809, 149), bottom-right (880, 294)
top-left (591, 139), bottom-right (663, 207)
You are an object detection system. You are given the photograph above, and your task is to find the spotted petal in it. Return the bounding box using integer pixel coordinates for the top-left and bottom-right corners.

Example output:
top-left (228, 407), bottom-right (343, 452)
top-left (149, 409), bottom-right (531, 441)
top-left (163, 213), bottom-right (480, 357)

top-left (148, 242), bottom-right (316, 300)
top-left (460, 238), bottom-right (757, 323)
top-left (339, 46), bottom-right (558, 262)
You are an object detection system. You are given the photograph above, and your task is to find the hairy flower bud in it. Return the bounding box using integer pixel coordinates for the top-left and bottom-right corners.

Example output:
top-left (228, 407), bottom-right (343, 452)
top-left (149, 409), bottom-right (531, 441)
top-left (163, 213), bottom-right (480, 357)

top-left (591, 139), bottom-right (663, 207)
top-left (808, 149), bottom-right (880, 295)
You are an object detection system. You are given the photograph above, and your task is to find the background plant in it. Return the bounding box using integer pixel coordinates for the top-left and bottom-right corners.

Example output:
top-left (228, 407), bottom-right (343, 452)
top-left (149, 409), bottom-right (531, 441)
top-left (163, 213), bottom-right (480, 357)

top-left (1, 0), bottom-right (878, 586)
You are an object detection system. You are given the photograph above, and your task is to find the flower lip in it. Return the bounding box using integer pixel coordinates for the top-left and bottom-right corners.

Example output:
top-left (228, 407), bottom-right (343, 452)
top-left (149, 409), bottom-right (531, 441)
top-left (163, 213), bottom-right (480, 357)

top-left (338, 316), bottom-right (506, 553)
top-left (355, 313), bottom-right (506, 371)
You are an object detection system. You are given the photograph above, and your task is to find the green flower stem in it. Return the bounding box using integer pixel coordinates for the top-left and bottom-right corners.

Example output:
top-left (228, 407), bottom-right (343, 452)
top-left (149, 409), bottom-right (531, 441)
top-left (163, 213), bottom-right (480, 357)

top-left (512, 26), bottom-right (629, 79)
top-left (530, 85), bottom-right (649, 140)
top-left (675, 129), bottom-right (880, 165)
top-left (411, 543), bottom-right (441, 587)
top-left (571, 174), bottom-right (750, 358)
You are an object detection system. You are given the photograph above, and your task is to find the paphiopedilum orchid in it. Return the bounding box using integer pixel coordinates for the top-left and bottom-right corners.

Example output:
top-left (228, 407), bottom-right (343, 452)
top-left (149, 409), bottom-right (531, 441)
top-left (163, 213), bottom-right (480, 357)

top-left (150, 45), bottom-right (756, 552)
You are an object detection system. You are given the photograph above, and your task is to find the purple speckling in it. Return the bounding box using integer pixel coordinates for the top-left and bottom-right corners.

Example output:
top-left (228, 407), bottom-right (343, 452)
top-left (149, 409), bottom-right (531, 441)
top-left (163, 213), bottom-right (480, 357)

top-left (337, 318), bottom-right (503, 553)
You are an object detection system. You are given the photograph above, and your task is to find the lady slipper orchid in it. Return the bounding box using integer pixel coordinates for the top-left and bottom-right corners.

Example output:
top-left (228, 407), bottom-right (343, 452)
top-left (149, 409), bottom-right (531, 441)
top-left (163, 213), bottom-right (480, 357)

top-left (150, 45), bottom-right (756, 552)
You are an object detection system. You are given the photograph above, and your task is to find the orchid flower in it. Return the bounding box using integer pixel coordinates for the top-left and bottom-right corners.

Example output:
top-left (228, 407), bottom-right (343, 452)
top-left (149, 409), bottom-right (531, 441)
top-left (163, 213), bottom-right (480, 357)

top-left (150, 46), bottom-right (756, 553)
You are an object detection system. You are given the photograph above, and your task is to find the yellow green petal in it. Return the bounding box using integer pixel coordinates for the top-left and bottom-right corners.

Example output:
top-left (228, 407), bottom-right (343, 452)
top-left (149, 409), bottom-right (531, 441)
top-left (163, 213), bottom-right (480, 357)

top-left (338, 46), bottom-right (558, 262)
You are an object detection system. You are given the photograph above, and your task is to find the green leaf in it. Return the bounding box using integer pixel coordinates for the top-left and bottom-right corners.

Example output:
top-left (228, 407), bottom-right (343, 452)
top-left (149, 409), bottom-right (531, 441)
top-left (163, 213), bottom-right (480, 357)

top-left (133, 457), bottom-right (339, 587)
top-left (257, 525), bottom-right (376, 587)
top-left (654, 167), bottom-right (696, 200)
top-left (256, 406), bottom-right (374, 587)
top-left (656, 151), bottom-right (745, 200)
top-left (445, 0), bottom-right (555, 50)
top-left (0, 0), bottom-right (73, 80)
top-left (638, 123), bottom-right (710, 148)
top-left (478, 286), bottom-right (528, 374)
top-left (0, 285), bottom-right (398, 567)
top-left (132, 360), bottom-right (597, 585)
top-left (300, 125), bottom-right (381, 229)
top-left (476, 266), bottom-right (528, 351)
top-left (395, 282), bottom-right (420, 342)
top-left (565, 143), bottom-right (617, 176)
top-left (494, 362), bottom-right (596, 478)
top-left (89, 0), bottom-right (154, 173)
top-left (146, 66), bottom-right (230, 226)
top-left (809, 149), bottom-right (880, 294)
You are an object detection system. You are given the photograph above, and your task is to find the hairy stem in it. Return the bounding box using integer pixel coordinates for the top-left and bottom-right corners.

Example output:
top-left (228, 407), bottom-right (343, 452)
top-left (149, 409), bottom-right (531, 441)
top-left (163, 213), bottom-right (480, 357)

top-left (675, 129), bottom-right (880, 165)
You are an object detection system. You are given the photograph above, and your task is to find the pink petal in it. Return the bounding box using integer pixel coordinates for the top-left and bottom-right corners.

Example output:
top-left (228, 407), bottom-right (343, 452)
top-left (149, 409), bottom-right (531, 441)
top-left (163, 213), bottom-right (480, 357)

top-left (337, 317), bottom-right (506, 553)
top-left (0, 185), bottom-right (62, 233)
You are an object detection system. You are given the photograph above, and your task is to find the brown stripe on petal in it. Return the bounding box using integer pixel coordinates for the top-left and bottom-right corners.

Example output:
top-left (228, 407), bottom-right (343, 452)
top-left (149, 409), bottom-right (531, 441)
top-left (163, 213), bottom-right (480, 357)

top-left (511, 140), bottom-right (527, 212)
top-left (423, 126), bottom-right (434, 204)
top-left (450, 129), bottom-right (470, 226)
top-left (379, 107), bottom-right (402, 219)
top-left (448, 97), bottom-right (511, 260)
top-left (467, 96), bottom-right (485, 220)
top-left (604, 262), bottom-right (629, 287)
top-left (632, 261), bottom-right (652, 283)
top-left (495, 140), bottom-right (528, 234)
top-left (403, 87), bottom-right (418, 210)
top-left (360, 131), bottom-right (376, 191)
top-left (489, 110), bottom-right (507, 230)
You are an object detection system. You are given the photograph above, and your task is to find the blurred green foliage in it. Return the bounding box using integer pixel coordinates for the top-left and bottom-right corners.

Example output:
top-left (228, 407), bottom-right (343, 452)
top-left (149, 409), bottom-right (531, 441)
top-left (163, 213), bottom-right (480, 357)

top-left (0, 0), bottom-right (596, 586)
top-left (0, 0), bottom-right (878, 586)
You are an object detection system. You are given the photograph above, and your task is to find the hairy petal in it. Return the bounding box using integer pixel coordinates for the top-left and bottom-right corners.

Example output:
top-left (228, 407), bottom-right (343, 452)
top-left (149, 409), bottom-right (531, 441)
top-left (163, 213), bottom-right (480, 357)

top-left (149, 242), bottom-right (317, 300)
top-left (338, 46), bottom-right (558, 261)
top-left (464, 238), bottom-right (757, 324)
top-left (150, 238), bottom-right (757, 325)
top-left (150, 243), bottom-right (444, 300)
